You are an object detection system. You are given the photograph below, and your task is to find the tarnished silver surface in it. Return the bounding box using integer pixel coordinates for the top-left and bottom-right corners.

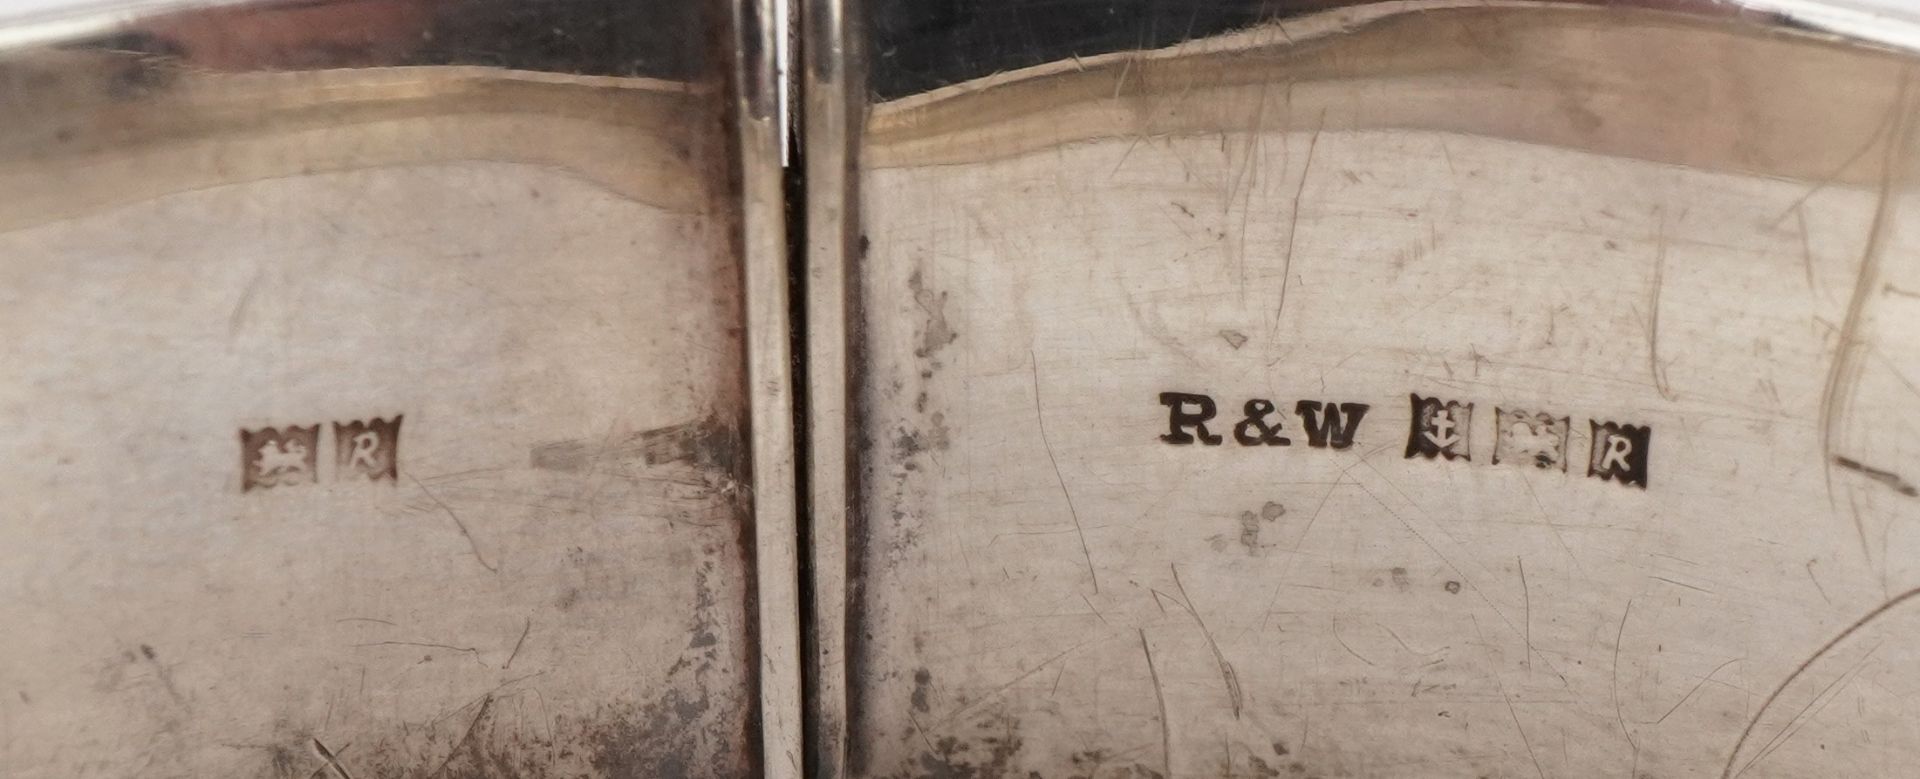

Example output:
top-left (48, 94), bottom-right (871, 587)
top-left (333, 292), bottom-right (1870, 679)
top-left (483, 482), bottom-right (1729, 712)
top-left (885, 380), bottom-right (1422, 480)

top-left (813, 0), bottom-right (1920, 776)
top-left (18, 0), bottom-right (1920, 774)
top-left (0, 0), bottom-right (793, 776)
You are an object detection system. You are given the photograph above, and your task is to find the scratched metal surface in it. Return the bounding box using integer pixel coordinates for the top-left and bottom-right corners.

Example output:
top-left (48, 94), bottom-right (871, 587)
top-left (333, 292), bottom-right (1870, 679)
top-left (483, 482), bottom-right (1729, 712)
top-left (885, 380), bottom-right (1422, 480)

top-left (835, 1), bottom-right (1920, 776)
top-left (0, 0), bottom-right (766, 776)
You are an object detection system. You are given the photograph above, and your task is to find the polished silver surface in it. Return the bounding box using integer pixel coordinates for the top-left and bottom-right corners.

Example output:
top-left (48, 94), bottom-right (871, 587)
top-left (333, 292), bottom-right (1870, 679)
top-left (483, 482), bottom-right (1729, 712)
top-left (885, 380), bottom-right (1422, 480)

top-left (813, 0), bottom-right (1920, 776)
top-left (0, 0), bottom-right (791, 775)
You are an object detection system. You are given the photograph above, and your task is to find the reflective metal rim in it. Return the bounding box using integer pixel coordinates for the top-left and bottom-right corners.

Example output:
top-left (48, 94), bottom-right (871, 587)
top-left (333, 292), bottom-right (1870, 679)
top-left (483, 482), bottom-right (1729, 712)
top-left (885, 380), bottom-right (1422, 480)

top-left (734, 0), bottom-right (806, 769)
top-left (801, 0), bottom-right (859, 771)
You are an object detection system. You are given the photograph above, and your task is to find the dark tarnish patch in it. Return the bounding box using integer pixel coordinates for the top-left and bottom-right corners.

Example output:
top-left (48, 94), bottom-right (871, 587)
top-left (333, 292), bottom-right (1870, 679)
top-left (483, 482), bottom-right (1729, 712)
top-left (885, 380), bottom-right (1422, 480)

top-left (528, 439), bottom-right (590, 472)
top-left (886, 708), bottom-right (1173, 779)
top-left (1205, 745), bottom-right (1284, 779)
top-left (304, 560), bottom-right (750, 779)
top-left (638, 417), bottom-right (743, 473)
top-left (893, 724), bottom-right (1022, 779)
top-left (579, 556), bottom-right (743, 779)
top-left (1246, 756), bottom-right (1284, 778)
top-left (528, 415), bottom-right (742, 478)
top-left (1243, 501), bottom-right (1285, 553)
top-left (583, 687), bottom-right (712, 779)
top-left (266, 742), bottom-right (303, 778)
top-left (872, 267), bottom-right (960, 570)
top-left (879, 681), bottom-right (1345, 779)
top-left (1065, 748), bottom-right (1166, 779)
top-left (1238, 512), bottom-right (1262, 552)
top-left (880, 704), bottom-right (1022, 779)
top-left (320, 672), bottom-right (743, 778)
top-left (911, 669), bottom-right (935, 714)
top-left (895, 413), bottom-right (952, 459)
top-left (1218, 501), bottom-right (1286, 555)
top-left (334, 691), bottom-right (723, 779)
top-left (908, 268), bottom-right (959, 361)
